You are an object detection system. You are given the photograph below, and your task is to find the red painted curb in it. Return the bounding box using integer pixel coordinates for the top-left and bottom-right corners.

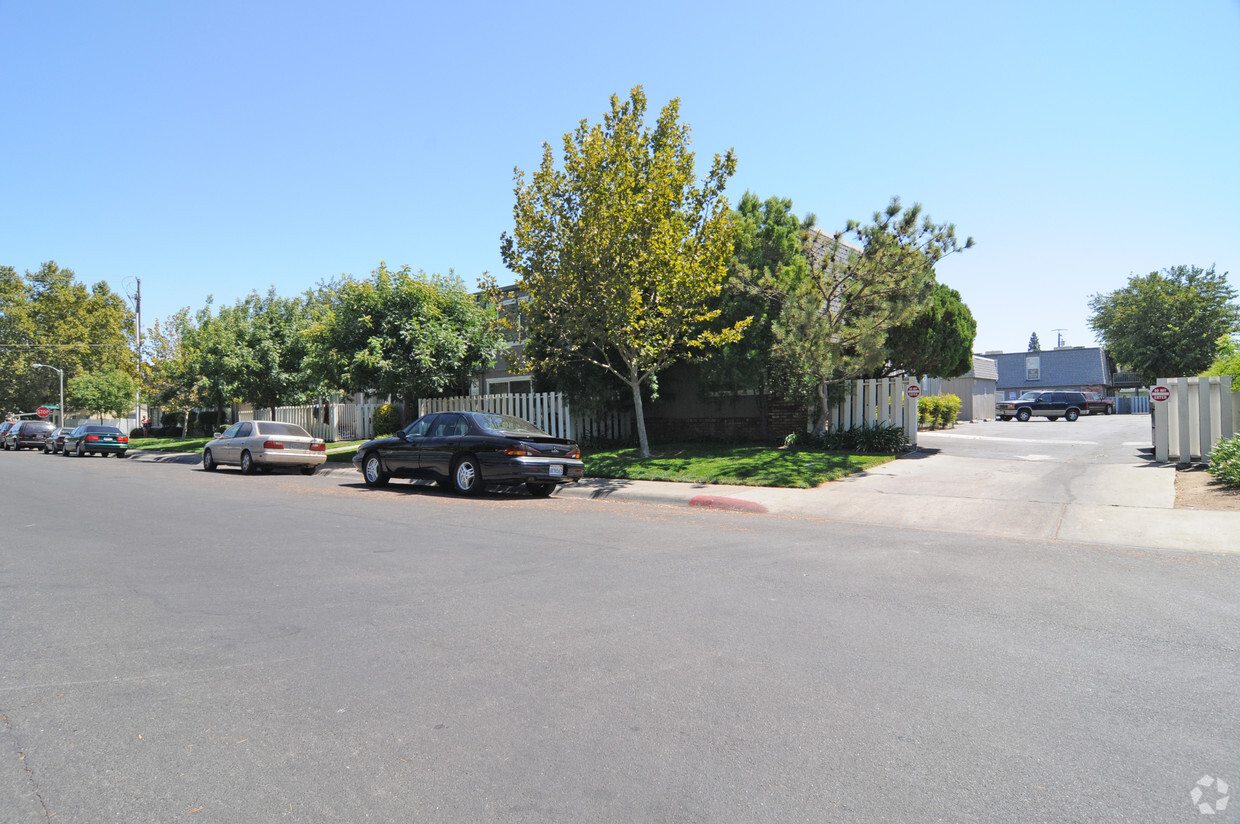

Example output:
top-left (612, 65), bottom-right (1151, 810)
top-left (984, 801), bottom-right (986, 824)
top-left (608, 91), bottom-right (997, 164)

top-left (688, 495), bottom-right (769, 514)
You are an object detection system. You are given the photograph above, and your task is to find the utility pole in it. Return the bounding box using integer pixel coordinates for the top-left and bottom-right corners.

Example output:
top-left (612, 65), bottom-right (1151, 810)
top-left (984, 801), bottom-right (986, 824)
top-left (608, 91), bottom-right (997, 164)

top-left (1052, 328), bottom-right (1067, 349)
top-left (133, 279), bottom-right (142, 431)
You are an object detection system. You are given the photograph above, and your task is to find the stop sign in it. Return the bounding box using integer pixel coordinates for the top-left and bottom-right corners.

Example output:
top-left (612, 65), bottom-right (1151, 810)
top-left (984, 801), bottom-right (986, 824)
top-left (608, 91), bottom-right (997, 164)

top-left (1151, 385), bottom-right (1171, 402)
top-left (36, 406), bottom-right (50, 418)
top-left (906, 384), bottom-right (921, 399)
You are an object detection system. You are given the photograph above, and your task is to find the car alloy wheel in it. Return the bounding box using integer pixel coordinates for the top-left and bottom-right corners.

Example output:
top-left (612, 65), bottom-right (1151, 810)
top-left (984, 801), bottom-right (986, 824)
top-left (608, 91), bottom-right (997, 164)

top-left (202, 449), bottom-right (217, 471)
top-left (452, 455), bottom-right (482, 496)
top-left (1065, 408), bottom-right (1080, 422)
top-left (1016, 409), bottom-right (1031, 422)
top-left (363, 453), bottom-right (389, 487)
top-left (240, 451), bottom-right (256, 475)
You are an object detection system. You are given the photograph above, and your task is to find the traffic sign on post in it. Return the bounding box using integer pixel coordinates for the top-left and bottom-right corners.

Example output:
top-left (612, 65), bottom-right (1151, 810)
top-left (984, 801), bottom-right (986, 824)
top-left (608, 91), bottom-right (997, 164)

top-left (36, 406), bottom-right (50, 418)
top-left (1151, 385), bottom-right (1170, 402)
top-left (906, 384), bottom-right (921, 399)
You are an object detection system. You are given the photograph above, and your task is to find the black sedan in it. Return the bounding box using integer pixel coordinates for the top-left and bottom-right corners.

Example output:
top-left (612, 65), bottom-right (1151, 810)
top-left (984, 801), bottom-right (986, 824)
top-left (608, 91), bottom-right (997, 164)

top-left (62, 424), bottom-right (129, 457)
top-left (353, 411), bottom-right (584, 496)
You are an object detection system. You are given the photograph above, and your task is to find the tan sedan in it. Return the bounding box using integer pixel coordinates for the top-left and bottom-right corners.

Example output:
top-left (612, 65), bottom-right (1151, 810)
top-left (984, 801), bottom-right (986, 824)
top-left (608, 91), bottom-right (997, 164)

top-left (202, 420), bottom-right (327, 475)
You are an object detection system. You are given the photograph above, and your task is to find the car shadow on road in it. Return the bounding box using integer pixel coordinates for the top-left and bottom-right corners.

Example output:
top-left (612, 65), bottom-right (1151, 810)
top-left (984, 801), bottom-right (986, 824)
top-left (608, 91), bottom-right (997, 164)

top-left (341, 480), bottom-right (560, 500)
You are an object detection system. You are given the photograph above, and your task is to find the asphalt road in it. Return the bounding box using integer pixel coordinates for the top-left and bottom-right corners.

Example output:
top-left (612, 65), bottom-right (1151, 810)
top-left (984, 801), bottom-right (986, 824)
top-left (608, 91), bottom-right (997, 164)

top-left (1, 441), bottom-right (1238, 823)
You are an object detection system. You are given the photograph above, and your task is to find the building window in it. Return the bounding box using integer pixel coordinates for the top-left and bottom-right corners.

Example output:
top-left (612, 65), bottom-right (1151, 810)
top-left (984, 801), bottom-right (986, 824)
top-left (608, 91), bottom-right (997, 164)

top-left (487, 377), bottom-right (533, 395)
top-left (1026, 355), bottom-right (1040, 381)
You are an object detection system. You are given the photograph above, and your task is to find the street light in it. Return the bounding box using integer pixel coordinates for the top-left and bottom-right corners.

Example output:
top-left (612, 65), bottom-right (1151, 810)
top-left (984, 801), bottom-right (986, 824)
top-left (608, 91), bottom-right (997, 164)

top-left (32, 364), bottom-right (64, 428)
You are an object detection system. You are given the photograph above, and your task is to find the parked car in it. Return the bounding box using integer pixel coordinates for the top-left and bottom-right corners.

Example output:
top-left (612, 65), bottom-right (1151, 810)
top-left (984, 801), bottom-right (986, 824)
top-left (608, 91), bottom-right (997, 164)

top-left (996, 390), bottom-right (1088, 422)
top-left (201, 420), bottom-right (327, 475)
top-left (62, 424), bottom-right (129, 457)
top-left (1083, 392), bottom-right (1115, 415)
top-left (43, 427), bottom-right (74, 454)
top-left (4, 420), bottom-right (56, 450)
top-left (0, 421), bottom-right (21, 449)
top-left (352, 411), bottom-right (584, 496)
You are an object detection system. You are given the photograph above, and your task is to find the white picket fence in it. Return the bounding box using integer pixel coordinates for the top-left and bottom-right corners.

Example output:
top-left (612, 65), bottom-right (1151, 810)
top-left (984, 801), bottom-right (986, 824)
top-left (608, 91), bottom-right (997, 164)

top-left (419, 392), bottom-right (631, 442)
top-left (240, 403), bottom-right (384, 442)
top-left (1152, 376), bottom-right (1238, 463)
top-left (828, 376), bottom-right (920, 446)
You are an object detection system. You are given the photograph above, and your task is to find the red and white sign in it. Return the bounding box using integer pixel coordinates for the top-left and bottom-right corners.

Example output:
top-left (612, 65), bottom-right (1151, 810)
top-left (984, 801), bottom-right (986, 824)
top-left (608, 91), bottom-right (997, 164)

top-left (1151, 385), bottom-right (1171, 402)
top-left (906, 384), bottom-right (921, 399)
top-left (36, 406), bottom-right (50, 418)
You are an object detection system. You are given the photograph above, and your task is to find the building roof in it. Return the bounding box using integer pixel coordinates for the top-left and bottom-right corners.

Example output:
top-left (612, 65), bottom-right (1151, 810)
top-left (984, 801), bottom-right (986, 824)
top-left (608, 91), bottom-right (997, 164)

top-left (968, 356), bottom-right (998, 382)
top-left (990, 347), bottom-right (1113, 390)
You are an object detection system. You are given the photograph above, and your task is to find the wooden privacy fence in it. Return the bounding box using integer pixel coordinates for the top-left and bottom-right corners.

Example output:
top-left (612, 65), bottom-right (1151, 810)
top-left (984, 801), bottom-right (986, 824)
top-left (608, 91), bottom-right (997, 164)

top-left (1152, 376), bottom-right (1237, 463)
top-left (420, 392), bottom-right (631, 442)
top-left (828, 376), bottom-right (920, 447)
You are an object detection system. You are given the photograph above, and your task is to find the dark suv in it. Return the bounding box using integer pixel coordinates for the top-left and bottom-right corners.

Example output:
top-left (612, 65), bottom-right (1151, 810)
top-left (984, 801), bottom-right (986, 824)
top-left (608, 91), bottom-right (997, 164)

top-left (3, 420), bottom-right (57, 450)
top-left (996, 391), bottom-right (1088, 422)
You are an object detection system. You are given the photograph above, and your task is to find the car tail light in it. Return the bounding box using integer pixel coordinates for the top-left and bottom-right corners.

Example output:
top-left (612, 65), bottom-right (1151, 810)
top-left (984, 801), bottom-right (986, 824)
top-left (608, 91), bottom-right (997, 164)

top-left (310, 443), bottom-right (326, 452)
top-left (567, 447), bottom-right (581, 459)
top-left (85, 435), bottom-right (100, 442)
top-left (504, 445), bottom-right (532, 456)
top-left (263, 440), bottom-right (285, 449)
top-left (118, 436), bottom-right (128, 444)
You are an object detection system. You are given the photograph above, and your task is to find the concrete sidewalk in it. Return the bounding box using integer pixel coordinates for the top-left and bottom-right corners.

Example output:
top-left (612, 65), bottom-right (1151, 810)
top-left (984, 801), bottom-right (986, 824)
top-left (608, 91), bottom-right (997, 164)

top-left (129, 441), bottom-right (1239, 555)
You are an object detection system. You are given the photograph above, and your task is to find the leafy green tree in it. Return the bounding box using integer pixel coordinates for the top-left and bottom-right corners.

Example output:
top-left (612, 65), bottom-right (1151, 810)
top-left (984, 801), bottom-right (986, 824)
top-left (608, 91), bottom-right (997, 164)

top-left (771, 198), bottom-right (972, 429)
top-left (1201, 333), bottom-right (1240, 381)
top-left (213, 288), bottom-right (313, 417)
top-left (0, 261), bottom-right (135, 414)
top-left (68, 367), bottom-right (138, 422)
top-left (500, 87), bottom-right (749, 457)
top-left (1028, 332), bottom-right (1041, 352)
top-left (880, 282), bottom-right (977, 378)
top-left (1088, 265), bottom-right (1239, 383)
top-left (699, 192), bottom-right (817, 437)
top-left (143, 308), bottom-right (209, 438)
top-left (306, 264), bottom-right (501, 416)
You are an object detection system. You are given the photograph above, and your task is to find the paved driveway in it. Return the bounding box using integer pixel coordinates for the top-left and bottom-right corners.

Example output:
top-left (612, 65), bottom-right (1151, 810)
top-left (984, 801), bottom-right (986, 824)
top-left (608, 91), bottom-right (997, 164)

top-left (625, 414), bottom-right (1237, 553)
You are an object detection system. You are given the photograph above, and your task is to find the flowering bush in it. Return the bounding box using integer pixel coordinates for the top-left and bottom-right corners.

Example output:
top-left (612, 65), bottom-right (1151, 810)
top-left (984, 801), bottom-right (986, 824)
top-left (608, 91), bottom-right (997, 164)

top-left (1207, 434), bottom-right (1240, 488)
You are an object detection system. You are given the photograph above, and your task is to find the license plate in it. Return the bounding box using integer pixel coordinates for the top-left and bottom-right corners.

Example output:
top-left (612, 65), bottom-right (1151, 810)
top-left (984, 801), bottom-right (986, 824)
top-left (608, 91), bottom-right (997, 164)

top-left (549, 464), bottom-right (563, 476)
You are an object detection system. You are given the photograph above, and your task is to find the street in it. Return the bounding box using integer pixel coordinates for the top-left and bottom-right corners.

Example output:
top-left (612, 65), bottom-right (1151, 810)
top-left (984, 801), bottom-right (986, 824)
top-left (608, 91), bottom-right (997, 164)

top-left (1, 437), bottom-right (1238, 823)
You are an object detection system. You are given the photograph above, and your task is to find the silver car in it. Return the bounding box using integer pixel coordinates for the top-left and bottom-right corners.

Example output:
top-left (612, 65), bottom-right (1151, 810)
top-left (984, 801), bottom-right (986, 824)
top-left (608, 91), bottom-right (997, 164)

top-left (201, 420), bottom-right (327, 475)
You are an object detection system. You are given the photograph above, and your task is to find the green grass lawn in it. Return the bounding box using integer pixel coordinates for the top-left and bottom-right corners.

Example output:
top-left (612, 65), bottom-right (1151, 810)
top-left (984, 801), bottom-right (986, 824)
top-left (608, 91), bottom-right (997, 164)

top-left (582, 443), bottom-right (896, 488)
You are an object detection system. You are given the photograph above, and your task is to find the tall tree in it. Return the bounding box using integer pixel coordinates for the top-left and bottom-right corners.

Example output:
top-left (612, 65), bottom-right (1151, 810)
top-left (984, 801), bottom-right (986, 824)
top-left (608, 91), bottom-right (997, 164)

top-left (699, 192), bottom-right (817, 437)
top-left (500, 87), bottom-right (749, 457)
top-left (306, 264), bottom-right (501, 416)
top-left (143, 309), bottom-right (209, 438)
top-left (67, 367), bottom-right (138, 423)
top-left (770, 198), bottom-right (972, 429)
top-left (215, 288), bottom-right (313, 417)
top-left (1028, 332), bottom-right (1041, 352)
top-left (0, 261), bottom-right (135, 414)
top-left (1088, 265), bottom-right (1239, 383)
top-left (881, 282), bottom-right (977, 378)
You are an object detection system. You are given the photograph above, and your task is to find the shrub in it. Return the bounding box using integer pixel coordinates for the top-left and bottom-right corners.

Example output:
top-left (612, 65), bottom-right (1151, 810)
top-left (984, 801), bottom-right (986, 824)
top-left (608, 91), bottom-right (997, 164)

top-left (935, 394), bottom-right (962, 428)
top-left (197, 410), bottom-right (221, 434)
top-left (916, 394), bottom-right (961, 429)
top-left (372, 403), bottom-right (401, 436)
top-left (129, 428), bottom-right (145, 439)
top-left (786, 422), bottom-right (908, 454)
top-left (1207, 434), bottom-right (1240, 488)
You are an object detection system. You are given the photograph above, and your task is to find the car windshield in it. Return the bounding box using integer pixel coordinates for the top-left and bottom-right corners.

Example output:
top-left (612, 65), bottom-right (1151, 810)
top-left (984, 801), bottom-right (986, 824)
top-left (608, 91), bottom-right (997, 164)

top-left (1018, 392), bottom-right (1043, 400)
top-left (256, 421), bottom-right (311, 438)
top-left (473, 414), bottom-right (549, 437)
top-left (84, 426), bottom-right (122, 434)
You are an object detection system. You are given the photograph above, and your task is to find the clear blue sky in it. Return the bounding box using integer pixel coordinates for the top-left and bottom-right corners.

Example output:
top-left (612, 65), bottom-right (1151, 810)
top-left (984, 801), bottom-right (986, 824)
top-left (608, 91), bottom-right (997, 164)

top-left (3, 0), bottom-right (1238, 356)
